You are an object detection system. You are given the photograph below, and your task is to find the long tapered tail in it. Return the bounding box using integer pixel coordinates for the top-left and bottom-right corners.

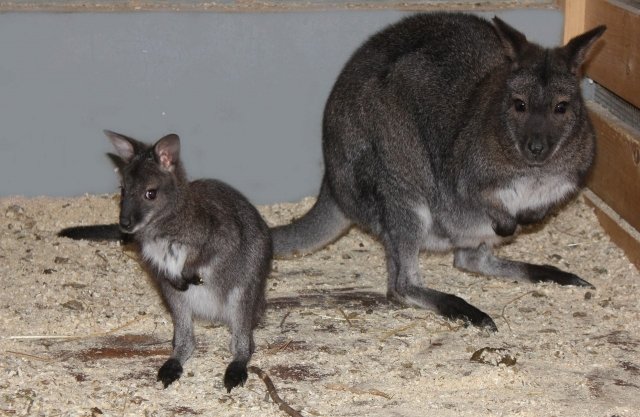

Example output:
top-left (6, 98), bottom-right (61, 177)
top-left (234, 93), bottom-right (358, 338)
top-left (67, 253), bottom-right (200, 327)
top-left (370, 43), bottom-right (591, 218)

top-left (272, 178), bottom-right (352, 258)
top-left (58, 224), bottom-right (128, 242)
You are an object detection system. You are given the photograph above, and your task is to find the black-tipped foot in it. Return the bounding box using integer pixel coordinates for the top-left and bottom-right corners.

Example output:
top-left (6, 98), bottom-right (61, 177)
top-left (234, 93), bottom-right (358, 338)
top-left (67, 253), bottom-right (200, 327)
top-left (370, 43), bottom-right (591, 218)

top-left (223, 361), bottom-right (248, 393)
top-left (528, 264), bottom-right (595, 289)
top-left (435, 293), bottom-right (498, 332)
top-left (158, 358), bottom-right (183, 388)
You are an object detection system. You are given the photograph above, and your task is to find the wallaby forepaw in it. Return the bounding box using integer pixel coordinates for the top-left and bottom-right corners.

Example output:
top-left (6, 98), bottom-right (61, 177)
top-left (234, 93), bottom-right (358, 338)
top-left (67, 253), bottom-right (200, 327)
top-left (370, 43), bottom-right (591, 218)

top-left (158, 358), bottom-right (183, 388)
top-left (492, 220), bottom-right (517, 237)
top-left (223, 361), bottom-right (248, 393)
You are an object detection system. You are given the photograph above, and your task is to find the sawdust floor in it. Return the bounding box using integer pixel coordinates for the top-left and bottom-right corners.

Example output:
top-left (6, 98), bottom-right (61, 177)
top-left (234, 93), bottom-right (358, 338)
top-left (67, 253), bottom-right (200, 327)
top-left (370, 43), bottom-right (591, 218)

top-left (1, 193), bottom-right (639, 417)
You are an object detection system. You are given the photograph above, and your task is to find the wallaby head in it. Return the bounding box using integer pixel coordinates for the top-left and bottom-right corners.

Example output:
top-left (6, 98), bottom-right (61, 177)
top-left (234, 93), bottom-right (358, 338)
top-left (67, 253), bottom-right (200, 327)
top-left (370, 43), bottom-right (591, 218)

top-left (491, 17), bottom-right (606, 166)
top-left (104, 130), bottom-right (187, 234)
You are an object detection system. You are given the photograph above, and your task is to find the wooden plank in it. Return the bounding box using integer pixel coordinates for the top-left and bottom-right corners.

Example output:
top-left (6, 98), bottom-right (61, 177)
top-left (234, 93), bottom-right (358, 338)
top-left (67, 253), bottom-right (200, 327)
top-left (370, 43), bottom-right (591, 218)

top-left (586, 102), bottom-right (640, 233)
top-left (583, 0), bottom-right (640, 109)
top-left (561, 0), bottom-right (587, 42)
top-left (584, 190), bottom-right (640, 271)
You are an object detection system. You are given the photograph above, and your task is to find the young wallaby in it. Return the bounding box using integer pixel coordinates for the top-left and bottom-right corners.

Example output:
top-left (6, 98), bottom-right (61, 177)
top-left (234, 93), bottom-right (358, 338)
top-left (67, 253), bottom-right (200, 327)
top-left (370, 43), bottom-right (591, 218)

top-left (271, 13), bottom-right (606, 330)
top-left (83, 130), bottom-right (271, 392)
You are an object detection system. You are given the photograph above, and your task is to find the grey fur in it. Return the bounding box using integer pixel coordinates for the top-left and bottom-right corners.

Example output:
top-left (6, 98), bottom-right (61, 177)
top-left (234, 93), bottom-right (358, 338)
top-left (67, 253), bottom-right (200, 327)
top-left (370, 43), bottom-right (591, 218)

top-left (104, 130), bottom-right (271, 392)
top-left (272, 13), bottom-right (605, 330)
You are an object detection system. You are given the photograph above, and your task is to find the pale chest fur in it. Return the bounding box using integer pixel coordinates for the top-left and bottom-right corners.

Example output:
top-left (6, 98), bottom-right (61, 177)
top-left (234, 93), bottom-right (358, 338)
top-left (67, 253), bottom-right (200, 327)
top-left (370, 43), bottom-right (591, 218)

top-left (142, 238), bottom-right (189, 279)
top-left (496, 175), bottom-right (576, 216)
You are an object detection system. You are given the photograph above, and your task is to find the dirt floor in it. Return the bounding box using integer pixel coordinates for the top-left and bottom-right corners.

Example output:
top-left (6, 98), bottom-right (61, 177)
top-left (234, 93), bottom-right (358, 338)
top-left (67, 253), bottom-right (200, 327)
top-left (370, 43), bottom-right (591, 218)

top-left (1, 193), bottom-right (639, 417)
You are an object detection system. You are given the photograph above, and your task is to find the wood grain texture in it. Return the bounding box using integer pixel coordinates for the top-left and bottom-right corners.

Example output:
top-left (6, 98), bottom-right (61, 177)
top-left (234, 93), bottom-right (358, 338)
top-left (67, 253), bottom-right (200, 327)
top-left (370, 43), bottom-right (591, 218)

top-left (586, 102), bottom-right (640, 233)
top-left (561, 0), bottom-right (586, 43)
top-left (583, 0), bottom-right (640, 108)
top-left (584, 190), bottom-right (640, 271)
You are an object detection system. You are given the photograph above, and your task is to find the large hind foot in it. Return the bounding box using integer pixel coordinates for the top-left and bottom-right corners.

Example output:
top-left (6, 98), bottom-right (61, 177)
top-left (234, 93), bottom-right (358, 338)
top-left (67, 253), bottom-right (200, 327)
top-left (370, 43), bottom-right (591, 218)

top-left (224, 361), bottom-right (248, 393)
top-left (158, 358), bottom-right (183, 388)
top-left (388, 288), bottom-right (497, 331)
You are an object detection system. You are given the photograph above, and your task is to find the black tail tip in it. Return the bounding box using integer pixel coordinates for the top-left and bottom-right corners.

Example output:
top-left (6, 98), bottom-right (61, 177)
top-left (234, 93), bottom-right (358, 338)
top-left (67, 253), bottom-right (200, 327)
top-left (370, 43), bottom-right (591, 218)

top-left (57, 224), bottom-right (126, 242)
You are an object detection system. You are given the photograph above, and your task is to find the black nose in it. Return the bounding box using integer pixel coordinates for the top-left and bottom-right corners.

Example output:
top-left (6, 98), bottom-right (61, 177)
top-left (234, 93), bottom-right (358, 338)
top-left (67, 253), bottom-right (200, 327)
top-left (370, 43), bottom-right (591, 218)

top-left (119, 217), bottom-right (132, 230)
top-left (527, 140), bottom-right (545, 156)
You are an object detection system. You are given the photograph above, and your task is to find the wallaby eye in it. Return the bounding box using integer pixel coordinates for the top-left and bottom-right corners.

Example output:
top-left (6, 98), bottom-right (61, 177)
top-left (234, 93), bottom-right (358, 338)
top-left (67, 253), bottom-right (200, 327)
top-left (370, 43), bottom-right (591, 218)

top-left (513, 99), bottom-right (527, 113)
top-left (119, 186), bottom-right (125, 197)
top-left (554, 101), bottom-right (568, 114)
top-left (145, 189), bottom-right (157, 200)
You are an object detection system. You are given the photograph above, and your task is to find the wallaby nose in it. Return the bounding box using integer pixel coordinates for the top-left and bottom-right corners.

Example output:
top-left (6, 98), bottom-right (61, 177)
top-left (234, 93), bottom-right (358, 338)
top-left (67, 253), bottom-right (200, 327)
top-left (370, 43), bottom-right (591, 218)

top-left (527, 139), bottom-right (545, 156)
top-left (119, 217), bottom-right (132, 231)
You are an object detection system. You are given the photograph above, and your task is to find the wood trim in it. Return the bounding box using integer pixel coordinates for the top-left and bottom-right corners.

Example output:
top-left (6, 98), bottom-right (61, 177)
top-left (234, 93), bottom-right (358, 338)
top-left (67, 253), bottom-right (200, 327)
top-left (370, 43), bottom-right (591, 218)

top-left (561, 0), bottom-right (587, 42)
top-left (583, 0), bottom-right (640, 109)
top-left (584, 190), bottom-right (640, 271)
top-left (586, 102), bottom-right (640, 233)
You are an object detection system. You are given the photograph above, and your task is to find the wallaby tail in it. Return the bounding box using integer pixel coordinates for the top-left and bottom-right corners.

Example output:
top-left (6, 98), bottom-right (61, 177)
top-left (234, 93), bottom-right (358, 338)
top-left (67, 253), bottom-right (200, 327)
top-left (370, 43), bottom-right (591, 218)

top-left (58, 224), bottom-right (128, 242)
top-left (272, 177), bottom-right (352, 258)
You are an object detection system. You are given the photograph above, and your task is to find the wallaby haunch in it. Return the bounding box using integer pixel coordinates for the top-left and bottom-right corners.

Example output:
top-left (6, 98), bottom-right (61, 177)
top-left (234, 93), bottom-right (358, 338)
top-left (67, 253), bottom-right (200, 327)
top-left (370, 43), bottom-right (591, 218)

top-left (271, 13), bottom-right (605, 330)
top-left (89, 130), bottom-right (271, 392)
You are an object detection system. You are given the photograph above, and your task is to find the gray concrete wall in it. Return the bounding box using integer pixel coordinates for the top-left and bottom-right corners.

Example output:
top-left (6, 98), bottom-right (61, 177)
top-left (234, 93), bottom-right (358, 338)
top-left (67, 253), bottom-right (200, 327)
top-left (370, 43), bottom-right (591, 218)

top-left (0, 9), bottom-right (562, 204)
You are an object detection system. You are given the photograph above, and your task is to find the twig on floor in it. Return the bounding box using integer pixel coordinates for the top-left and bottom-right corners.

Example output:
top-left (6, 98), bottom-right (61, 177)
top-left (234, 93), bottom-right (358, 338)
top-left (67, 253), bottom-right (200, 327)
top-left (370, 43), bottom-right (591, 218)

top-left (6, 315), bottom-right (144, 341)
top-left (500, 290), bottom-right (537, 332)
top-left (325, 383), bottom-right (392, 399)
top-left (379, 321), bottom-right (420, 341)
top-left (279, 310), bottom-right (291, 329)
top-left (6, 350), bottom-right (55, 362)
top-left (338, 308), bottom-right (353, 327)
top-left (248, 366), bottom-right (304, 417)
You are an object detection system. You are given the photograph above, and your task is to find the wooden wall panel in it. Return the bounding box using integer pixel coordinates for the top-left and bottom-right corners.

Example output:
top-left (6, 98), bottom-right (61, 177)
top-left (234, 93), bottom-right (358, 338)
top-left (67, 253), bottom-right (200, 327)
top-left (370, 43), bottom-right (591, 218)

top-left (586, 103), bottom-right (640, 233)
top-left (584, 0), bottom-right (640, 109)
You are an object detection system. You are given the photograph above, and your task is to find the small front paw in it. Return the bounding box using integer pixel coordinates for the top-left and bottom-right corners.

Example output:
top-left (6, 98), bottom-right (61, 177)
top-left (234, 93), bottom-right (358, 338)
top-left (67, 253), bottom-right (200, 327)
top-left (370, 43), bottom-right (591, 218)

top-left (170, 279), bottom-right (191, 291)
top-left (492, 219), bottom-right (517, 237)
top-left (223, 361), bottom-right (248, 393)
top-left (185, 274), bottom-right (203, 286)
top-left (158, 358), bottom-right (183, 388)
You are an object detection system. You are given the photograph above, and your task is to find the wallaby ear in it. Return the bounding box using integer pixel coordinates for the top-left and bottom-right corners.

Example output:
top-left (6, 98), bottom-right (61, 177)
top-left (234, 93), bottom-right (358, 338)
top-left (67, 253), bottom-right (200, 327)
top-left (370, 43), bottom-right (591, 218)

top-left (103, 130), bottom-right (145, 163)
top-left (563, 25), bottom-right (606, 74)
top-left (153, 134), bottom-right (181, 171)
top-left (492, 16), bottom-right (529, 64)
top-left (106, 152), bottom-right (128, 174)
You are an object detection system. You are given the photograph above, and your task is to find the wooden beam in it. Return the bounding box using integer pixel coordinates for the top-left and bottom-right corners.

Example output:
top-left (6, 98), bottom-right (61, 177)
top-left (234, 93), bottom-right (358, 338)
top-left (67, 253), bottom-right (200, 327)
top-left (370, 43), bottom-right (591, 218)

top-left (584, 0), bottom-right (640, 109)
top-left (586, 102), bottom-right (640, 233)
top-left (561, 0), bottom-right (587, 42)
top-left (584, 190), bottom-right (640, 271)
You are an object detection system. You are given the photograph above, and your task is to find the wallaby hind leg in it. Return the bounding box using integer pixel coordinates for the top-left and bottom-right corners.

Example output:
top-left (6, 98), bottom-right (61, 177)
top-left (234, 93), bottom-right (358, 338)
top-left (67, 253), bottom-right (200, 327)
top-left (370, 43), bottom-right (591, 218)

top-left (382, 232), bottom-right (497, 331)
top-left (454, 244), bottom-right (594, 288)
top-left (157, 299), bottom-right (196, 388)
top-left (224, 310), bottom-right (256, 393)
top-left (272, 177), bottom-right (352, 258)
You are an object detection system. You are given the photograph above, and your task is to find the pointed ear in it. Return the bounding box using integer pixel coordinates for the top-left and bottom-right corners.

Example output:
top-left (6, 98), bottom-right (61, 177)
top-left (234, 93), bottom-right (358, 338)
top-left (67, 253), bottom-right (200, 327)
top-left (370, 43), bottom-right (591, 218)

top-left (106, 152), bottom-right (128, 175)
top-left (153, 134), bottom-right (181, 171)
top-left (492, 16), bottom-right (529, 64)
top-left (563, 25), bottom-right (606, 74)
top-left (103, 130), bottom-right (145, 163)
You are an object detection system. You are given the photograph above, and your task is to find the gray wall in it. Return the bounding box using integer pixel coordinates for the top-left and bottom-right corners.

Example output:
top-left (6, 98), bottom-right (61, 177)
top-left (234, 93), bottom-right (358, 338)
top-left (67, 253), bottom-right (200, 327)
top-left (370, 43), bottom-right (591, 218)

top-left (0, 9), bottom-right (562, 204)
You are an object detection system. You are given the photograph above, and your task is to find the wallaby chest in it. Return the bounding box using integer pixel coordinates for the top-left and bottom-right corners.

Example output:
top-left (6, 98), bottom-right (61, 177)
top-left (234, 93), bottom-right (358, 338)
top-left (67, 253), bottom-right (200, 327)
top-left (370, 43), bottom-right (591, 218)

top-left (495, 175), bottom-right (575, 216)
top-left (142, 238), bottom-right (190, 279)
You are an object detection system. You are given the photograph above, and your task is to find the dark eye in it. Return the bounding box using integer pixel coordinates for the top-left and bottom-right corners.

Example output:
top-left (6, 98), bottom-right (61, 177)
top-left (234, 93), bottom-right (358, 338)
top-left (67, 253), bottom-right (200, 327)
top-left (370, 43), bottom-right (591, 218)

top-left (145, 189), bottom-right (157, 200)
top-left (554, 101), bottom-right (568, 114)
top-left (513, 99), bottom-right (526, 113)
top-left (119, 186), bottom-right (125, 197)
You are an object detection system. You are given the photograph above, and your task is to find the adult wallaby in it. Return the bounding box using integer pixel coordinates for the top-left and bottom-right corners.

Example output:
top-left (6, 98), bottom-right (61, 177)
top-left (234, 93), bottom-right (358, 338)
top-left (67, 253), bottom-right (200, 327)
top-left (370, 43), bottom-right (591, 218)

top-left (272, 13), bottom-right (605, 330)
top-left (60, 13), bottom-right (605, 330)
top-left (91, 130), bottom-right (271, 392)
